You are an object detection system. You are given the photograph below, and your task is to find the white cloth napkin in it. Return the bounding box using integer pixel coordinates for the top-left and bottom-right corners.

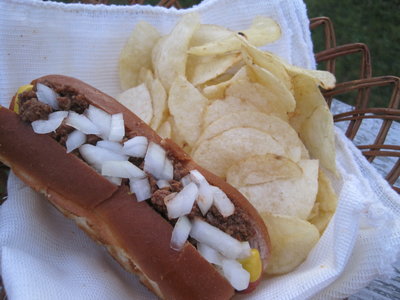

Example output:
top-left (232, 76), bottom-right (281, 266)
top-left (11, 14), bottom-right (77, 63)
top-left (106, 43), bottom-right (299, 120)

top-left (1, 0), bottom-right (399, 299)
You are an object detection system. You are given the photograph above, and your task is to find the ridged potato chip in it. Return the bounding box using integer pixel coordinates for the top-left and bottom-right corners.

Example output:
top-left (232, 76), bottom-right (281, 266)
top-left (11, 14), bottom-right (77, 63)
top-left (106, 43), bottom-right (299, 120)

top-left (260, 212), bottom-right (320, 275)
top-left (226, 154), bottom-right (303, 188)
top-left (308, 169), bottom-right (338, 233)
top-left (202, 96), bottom-right (259, 128)
top-left (152, 13), bottom-right (200, 90)
top-left (194, 111), bottom-right (307, 162)
top-left (188, 16), bottom-right (280, 56)
top-left (186, 52), bottom-right (241, 86)
top-left (119, 21), bottom-right (160, 90)
top-left (290, 74), bottom-right (336, 173)
top-left (116, 83), bottom-right (153, 125)
top-left (168, 76), bottom-right (208, 148)
top-left (192, 127), bottom-right (286, 177)
top-left (236, 159), bottom-right (319, 219)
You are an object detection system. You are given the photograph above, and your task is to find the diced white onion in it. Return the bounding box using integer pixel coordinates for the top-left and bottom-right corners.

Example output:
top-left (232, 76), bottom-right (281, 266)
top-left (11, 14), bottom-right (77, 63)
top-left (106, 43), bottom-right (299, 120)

top-left (197, 242), bottom-right (223, 266)
top-left (212, 186), bottom-right (235, 217)
top-left (165, 182), bottom-right (198, 219)
top-left (189, 170), bottom-right (207, 185)
top-left (221, 259), bottom-right (250, 291)
top-left (144, 142), bottom-right (166, 180)
top-left (105, 176), bottom-right (122, 186)
top-left (190, 218), bottom-right (244, 259)
top-left (170, 216), bottom-right (192, 251)
top-left (66, 130), bottom-right (86, 153)
top-left (239, 242), bottom-right (251, 260)
top-left (156, 180), bottom-right (170, 189)
top-left (180, 174), bottom-right (192, 187)
top-left (31, 111), bottom-right (68, 134)
top-left (160, 158), bottom-right (174, 181)
top-left (96, 140), bottom-right (123, 154)
top-left (65, 111), bottom-right (101, 135)
top-left (122, 136), bottom-right (148, 157)
top-left (36, 83), bottom-right (59, 110)
top-left (130, 177), bottom-right (152, 202)
top-left (86, 105), bottom-right (111, 139)
top-left (79, 144), bottom-right (128, 171)
top-left (196, 182), bottom-right (214, 216)
top-left (108, 113), bottom-right (125, 142)
top-left (102, 160), bottom-right (146, 179)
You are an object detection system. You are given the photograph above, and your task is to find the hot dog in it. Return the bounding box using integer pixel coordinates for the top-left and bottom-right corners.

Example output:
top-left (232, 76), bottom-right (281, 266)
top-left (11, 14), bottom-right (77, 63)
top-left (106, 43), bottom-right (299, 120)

top-left (0, 75), bottom-right (270, 299)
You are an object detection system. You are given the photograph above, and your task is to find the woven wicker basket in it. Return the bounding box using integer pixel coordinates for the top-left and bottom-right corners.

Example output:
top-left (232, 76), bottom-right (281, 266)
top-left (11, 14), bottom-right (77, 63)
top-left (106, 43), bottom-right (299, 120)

top-left (0, 1), bottom-right (399, 298)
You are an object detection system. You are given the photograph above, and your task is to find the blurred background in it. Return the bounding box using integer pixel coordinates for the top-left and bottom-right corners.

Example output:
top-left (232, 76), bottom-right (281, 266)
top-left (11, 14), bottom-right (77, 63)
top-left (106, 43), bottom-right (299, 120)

top-left (55, 0), bottom-right (399, 107)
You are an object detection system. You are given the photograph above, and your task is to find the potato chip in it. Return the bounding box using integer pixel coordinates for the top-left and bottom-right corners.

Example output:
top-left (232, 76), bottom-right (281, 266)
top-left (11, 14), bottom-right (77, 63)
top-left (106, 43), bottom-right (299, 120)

top-left (308, 169), bottom-right (338, 233)
top-left (203, 96), bottom-right (259, 128)
top-left (190, 24), bottom-right (233, 47)
top-left (286, 66), bottom-right (336, 90)
top-left (116, 83), bottom-right (153, 124)
top-left (157, 119), bottom-right (172, 139)
top-left (242, 52), bottom-right (295, 113)
top-left (188, 16), bottom-right (280, 56)
top-left (226, 154), bottom-right (303, 188)
top-left (119, 21), bottom-right (161, 90)
top-left (186, 53), bottom-right (241, 86)
top-left (202, 66), bottom-right (247, 100)
top-left (239, 37), bottom-right (292, 92)
top-left (152, 13), bottom-right (200, 90)
top-left (240, 16), bottom-right (281, 48)
top-left (302, 105), bottom-right (336, 174)
top-left (168, 76), bottom-right (208, 148)
top-left (225, 77), bottom-right (289, 121)
top-left (192, 127), bottom-right (286, 177)
top-left (260, 212), bottom-right (320, 275)
top-left (237, 159), bottom-right (319, 219)
top-left (149, 78), bottom-right (168, 131)
top-left (195, 111), bottom-right (306, 162)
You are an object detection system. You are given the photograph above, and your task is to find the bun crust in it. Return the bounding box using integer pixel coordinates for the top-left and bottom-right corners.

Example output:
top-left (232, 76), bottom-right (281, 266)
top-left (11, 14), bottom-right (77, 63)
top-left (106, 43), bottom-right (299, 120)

top-left (0, 75), bottom-right (271, 299)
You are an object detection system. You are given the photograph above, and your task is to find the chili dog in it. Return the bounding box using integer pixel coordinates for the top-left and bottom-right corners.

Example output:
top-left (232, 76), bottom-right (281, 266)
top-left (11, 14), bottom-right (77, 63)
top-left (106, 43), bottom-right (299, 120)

top-left (0, 75), bottom-right (270, 299)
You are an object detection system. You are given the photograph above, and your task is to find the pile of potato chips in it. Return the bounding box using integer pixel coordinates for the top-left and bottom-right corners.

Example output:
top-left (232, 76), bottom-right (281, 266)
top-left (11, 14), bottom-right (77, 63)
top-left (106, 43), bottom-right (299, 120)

top-left (118, 13), bottom-right (338, 276)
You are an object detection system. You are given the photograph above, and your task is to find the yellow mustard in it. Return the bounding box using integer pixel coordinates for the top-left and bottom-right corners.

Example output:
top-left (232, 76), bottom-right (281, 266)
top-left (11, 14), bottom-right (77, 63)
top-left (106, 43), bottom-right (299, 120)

top-left (239, 248), bottom-right (262, 282)
top-left (14, 84), bottom-right (33, 113)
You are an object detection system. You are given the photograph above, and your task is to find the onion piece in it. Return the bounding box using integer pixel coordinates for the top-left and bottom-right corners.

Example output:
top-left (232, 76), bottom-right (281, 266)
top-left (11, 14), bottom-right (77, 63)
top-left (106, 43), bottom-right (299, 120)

top-left (190, 218), bottom-right (244, 259)
top-left (239, 242), bottom-right (251, 260)
top-left (105, 176), bottom-right (122, 186)
top-left (197, 242), bottom-right (223, 266)
top-left (180, 174), bottom-right (192, 187)
top-left (189, 170), bottom-right (207, 185)
top-left (130, 177), bottom-right (152, 202)
top-left (144, 142), bottom-right (166, 180)
top-left (196, 183), bottom-right (214, 216)
top-left (31, 111), bottom-right (68, 134)
top-left (108, 113), bottom-right (125, 142)
top-left (211, 186), bottom-right (235, 217)
top-left (156, 180), bottom-right (170, 189)
top-left (102, 160), bottom-right (146, 179)
top-left (36, 83), bottom-right (59, 110)
top-left (164, 182), bottom-right (198, 219)
top-left (170, 216), bottom-right (192, 251)
top-left (96, 140), bottom-right (123, 154)
top-left (160, 158), bottom-right (174, 181)
top-left (221, 259), bottom-right (250, 291)
top-left (66, 130), bottom-right (86, 153)
top-left (79, 144), bottom-right (128, 171)
top-left (65, 111), bottom-right (100, 135)
top-left (86, 105), bottom-right (111, 139)
top-left (122, 136), bottom-right (148, 158)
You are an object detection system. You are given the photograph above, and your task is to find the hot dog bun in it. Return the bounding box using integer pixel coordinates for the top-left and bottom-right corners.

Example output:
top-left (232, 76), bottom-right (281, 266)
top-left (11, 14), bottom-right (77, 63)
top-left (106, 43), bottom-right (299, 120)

top-left (0, 75), bottom-right (270, 299)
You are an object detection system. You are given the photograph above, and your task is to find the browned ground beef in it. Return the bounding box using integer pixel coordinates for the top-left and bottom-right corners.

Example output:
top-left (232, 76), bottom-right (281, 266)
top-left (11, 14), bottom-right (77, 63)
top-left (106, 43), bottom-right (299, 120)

top-left (19, 84), bottom-right (256, 243)
top-left (19, 97), bottom-right (53, 122)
